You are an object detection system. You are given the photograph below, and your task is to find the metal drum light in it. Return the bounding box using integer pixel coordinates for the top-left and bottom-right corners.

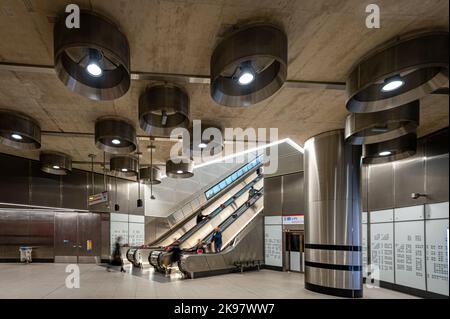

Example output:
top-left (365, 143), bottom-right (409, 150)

top-left (95, 117), bottom-right (137, 154)
top-left (210, 23), bottom-right (288, 107)
top-left (166, 158), bottom-right (194, 179)
top-left (54, 10), bottom-right (130, 100)
top-left (362, 133), bottom-right (417, 165)
top-left (139, 166), bottom-right (162, 185)
top-left (40, 151), bottom-right (72, 175)
top-left (346, 31), bottom-right (448, 113)
top-left (0, 110), bottom-right (41, 150)
top-left (139, 85), bottom-right (190, 137)
top-left (110, 155), bottom-right (138, 177)
top-left (345, 100), bottom-right (420, 145)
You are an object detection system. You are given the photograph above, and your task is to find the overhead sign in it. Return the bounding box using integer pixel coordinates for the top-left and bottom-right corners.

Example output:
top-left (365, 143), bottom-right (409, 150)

top-left (88, 191), bottom-right (108, 206)
top-left (283, 214), bottom-right (304, 225)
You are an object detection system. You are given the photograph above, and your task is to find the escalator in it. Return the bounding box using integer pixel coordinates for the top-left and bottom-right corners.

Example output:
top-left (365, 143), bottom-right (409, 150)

top-left (150, 188), bottom-right (264, 277)
top-left (126, 157), bottom-right (263, 267)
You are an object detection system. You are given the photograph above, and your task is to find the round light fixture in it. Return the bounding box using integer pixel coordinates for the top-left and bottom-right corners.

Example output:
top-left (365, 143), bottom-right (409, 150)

top-left (362, 133), bottom-right (417, 164)
top-left (345, 100), bottom-right (420, 145)
top-left (110, 156), bottom-right (138, 177)
top-left (381, 76), bottom-right (405, 92)
top-left (139, 166), bottom-right (162, 185)
top-left (210, 23), bottom-right (288, 107)
top-left (11, 134), bottom-right (23, 140)
top-left (139, 85), bottom-right (190, 137)
top-left (40, 151), bottom-right (72, 175)
top-left (53, 10), bottom-right (130, 100)
top-left (198, 143), bottom-right (208, 149)
top-left (0, 110), bottom-right (41, 150)
top-left (346, 32), bottom-right (448, 113)
top-left (166, 158), bottom-right (194, 179)
top-left (95, 117), bottom-right (136, 154)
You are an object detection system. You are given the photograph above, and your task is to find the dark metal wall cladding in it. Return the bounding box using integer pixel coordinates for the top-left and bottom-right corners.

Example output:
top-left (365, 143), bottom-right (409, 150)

top-left (0, 154), bottom-right (30, 205)
top-left (282, 172), bottom-right (305, 214)
top-left (30, 161), bottom-right (61, 207)
top-left (263, 176), bottom-right (283, 216)
top-left (61, 170), bottom-right (88, 210)
top-left (362, 128), bottom-right (449, 211)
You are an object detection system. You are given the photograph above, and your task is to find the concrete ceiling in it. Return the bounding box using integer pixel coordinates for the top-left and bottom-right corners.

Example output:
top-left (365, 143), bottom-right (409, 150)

top-left (0, 0), bottom-right (448, 174)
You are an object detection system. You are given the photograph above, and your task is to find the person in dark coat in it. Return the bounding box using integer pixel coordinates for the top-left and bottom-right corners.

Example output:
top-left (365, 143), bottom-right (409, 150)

top-left (196, 209), bottom-right (206, 224)
top-left (108, 236), bottom-right (125, 273)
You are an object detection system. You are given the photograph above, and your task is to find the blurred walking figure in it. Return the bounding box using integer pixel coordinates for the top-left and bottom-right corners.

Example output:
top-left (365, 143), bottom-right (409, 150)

top-left (108, 236), bottom-right (125, 273)
top-left (211, 226), bottom-right (223, 253)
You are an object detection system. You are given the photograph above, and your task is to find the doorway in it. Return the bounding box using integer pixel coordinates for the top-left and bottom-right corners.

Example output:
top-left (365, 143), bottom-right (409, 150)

top-left (54, 212), bottom-right (101, 263)
top-left (284, 231), bottom-right (304, 272)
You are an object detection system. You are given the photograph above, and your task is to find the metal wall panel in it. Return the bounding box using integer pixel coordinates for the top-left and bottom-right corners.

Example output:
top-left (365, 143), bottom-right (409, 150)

top-left (282, 172), bottom-right (304, 215)
top-left (30, 161), bottom-right (61, 208)
top-left (78, 213), bottom-right (101, 261)
top-left (394, 141), bottom-right (426, 207)
top-left (108, 176), bottom-right (129, 214)
top-left (128, 182), bottom-right (144, 216)
top-left (0, 154), bottom-right (29, 205)
top-left (28, 211), bottom-right (54, 259)
top-left (263, 176), bottom-right (282, 216)
top-left (426, 152), bottom-right (449, 204)
top-left (0, 211), bottom-right (29, 259)
top-left (54, 212), bottom-right (78, 261)
top-left (101, 213), bottom-right (110, 260)
top-left (361, 165), bottom-right (369, 212)
top-left (61, 170), bottom-right (88, 210)
top-left (368, 162), bottom-right (394, 210)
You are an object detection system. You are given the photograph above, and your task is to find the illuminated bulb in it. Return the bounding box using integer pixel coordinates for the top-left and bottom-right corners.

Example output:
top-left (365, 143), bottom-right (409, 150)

top-left (198, 143), bottom-right (207, 149)
top-left (52, 165), bottom-right (60, 170)
top-left (177, 170), bottom-right (183, 174)
top-left (11, 134), bottom-right (23, 140)
top-left (111, 139), bottom-right (121, 145)
top-left (86, 63), bottom-right (102, 77)
top-left (381, 77), bottom-right (404, 92)
top-left (121, 168), bottom-right (128, 172)
top-left (379, 151), bottom-right (392, 156)
top-left (238, 72), bottom-right (254, 85)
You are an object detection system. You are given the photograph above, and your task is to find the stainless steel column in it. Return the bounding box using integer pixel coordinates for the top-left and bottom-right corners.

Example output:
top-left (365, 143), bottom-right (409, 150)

top-left (304, 129), bottom-right (363, 298)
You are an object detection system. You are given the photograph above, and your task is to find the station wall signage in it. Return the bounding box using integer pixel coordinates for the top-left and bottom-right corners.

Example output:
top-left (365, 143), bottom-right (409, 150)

top-left (282, 214), bottom-right (304, 225)
top-left (88, 191), bottom-right (108, 206)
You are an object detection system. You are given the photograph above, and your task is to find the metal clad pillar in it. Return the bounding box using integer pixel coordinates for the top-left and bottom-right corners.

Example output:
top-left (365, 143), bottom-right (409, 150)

top-left (304, 129), bottom-right (363, 298)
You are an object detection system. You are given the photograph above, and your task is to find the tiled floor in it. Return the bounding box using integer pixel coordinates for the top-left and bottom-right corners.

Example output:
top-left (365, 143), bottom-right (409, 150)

top-left (0, 263), bottom-right (417, 299)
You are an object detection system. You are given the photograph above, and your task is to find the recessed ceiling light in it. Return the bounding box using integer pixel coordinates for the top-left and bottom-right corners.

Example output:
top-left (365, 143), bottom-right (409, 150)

top-left (121, 168), bottom-right (128, 172)
top-left (381, 76), bottom-right (404, 92)
top-left (379, 151), bottom-right (392, 156)
top-left (11, 133), bottom-right (23, 140)
top-left (177, 170), bottom-right (183, 174)
top-left (52, 165), bottom-right (60, 170)
top-left (198, 142), bottom-right (208, 149)
top-left (86, 63), bottom-right (102, 77)
top-left (111, 139), bottom-right (121, 145)
top-left (238, 72), bottom-right (254, 85)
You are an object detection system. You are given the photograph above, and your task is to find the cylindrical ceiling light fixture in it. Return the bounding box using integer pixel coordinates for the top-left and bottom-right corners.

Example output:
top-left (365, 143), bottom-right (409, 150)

top-left (40, 151), bottom-right (72, 175)
top-left (110, 155), bottom-right (138, 177)
top-left (210, 23), bottom-right (287, 107)
top-left (0, 110), bottom-right (41, 150)
top-left (190, 121), bottom-right (224, 155)
top-left (139, 166), bottom-right (162, 185)
top-left (53, 10), bottom-right (131, 100)
top-left (139, 84), bottom-right (190, 137)
top-left (166, 158), bottom-right (194, 179)
top-left (95, 117), bottom-right (137, 154)
top-left (346, 31), bottom-right (448, 113)
top-left (345, 100), bottom-right (420, 145)
top-left (362, 133), bottom-right (417, 165)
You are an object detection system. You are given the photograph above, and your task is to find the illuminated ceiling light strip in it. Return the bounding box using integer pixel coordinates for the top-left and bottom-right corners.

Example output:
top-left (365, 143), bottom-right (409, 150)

top-left (193, 138), bottom-right (304, 170)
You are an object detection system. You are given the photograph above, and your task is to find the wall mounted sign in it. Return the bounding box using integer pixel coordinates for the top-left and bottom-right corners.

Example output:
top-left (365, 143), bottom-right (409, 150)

top-left (282, 214), bottom-right (304, 225)
top-left (88, 191), bottom-right (108, 206)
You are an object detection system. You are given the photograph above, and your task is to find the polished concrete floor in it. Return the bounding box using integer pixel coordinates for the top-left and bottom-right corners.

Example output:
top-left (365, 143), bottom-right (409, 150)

top-left (0, 263), bottom-right (417, 299)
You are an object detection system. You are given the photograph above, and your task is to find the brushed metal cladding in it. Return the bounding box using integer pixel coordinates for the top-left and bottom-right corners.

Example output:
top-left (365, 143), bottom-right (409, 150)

top-left (61, 170), bottom-right (88, 210)
top-left (0, 109), bottom-right (41, 150)
top-left (54, 212), bottom-right (78, 260)
top-left (28, 211), bottom-right (54, 260)
top-left (264, 176), bottom-right (282, 216)
top-left (0, 154), bottom-right (30, 205)
top-left (425, 129), bottom-right (449, 203)
top-left (282, 172), bottom-right (304, 215)
top-left (305, 267), bottom-right (363, 290)
top-left (361, 165), bottom-right (369, 212)
top-left (393, 140), bottom-right (426, 207)
top-left (368, 162), bottom-right (394, 210)
top-left (30, 161), bottom-right (61, 208)
top-left (304, 129), bottom-right (362, 294)
top-left (78, 213), bottom-right (101, 258)
top-left (101, 214), bottom-right (110, 260)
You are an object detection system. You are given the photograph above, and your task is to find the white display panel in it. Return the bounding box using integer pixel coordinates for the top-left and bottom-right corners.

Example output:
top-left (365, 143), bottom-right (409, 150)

top-left (110, 213), bottom-right (145, 253)
top-left (395, 206), bottom-right (424, 222)
top-left (426, 219), bottom-right (449, 296)
top-left (394, 221), bottom-right (426, 290)
top-left (110, 221), bottom-right (128, 253)
top-left (371, 223), bottom-right (395, 283)
top-left (425, 202), bottom-right (449, 220)
top-left (129, 222), bottom-right (145, 247)
top-left (362, 223), bottom-right (368, 277)
top-left (264, 224), bottom-right (283, 267)
top-left (370, 209), bottom-right (394, 223)
top-left (289, 251), bottom-right (301, 271)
